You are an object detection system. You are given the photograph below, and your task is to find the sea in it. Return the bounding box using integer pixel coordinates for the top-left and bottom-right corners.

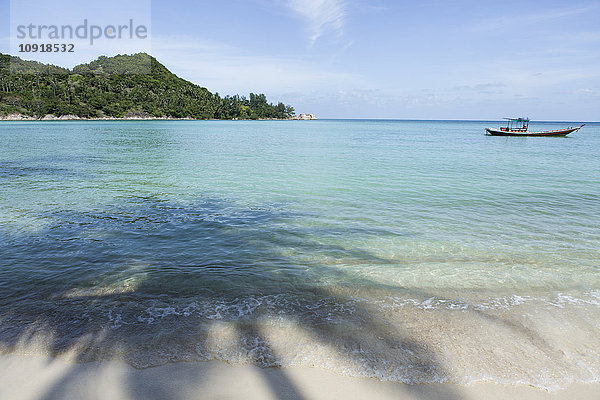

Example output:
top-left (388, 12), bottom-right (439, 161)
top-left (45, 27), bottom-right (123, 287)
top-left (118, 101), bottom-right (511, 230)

top-left (1, 119), bottom-right (599, 390)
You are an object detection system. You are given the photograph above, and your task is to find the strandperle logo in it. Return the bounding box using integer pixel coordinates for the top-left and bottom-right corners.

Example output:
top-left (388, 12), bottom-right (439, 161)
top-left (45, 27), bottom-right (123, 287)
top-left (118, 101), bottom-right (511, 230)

top-left (15, 19), bottom-right (149, 45)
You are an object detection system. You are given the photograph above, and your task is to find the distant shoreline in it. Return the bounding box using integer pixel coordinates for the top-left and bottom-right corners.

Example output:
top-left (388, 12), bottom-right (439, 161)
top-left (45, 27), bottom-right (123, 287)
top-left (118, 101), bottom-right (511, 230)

top-left (0, 112), bottom-right (317, 121)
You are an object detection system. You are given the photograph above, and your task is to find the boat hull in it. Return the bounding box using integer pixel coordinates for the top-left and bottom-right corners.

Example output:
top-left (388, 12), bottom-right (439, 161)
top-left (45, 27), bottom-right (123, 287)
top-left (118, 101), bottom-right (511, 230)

top-left (485, 125), bottom-right (584, 137)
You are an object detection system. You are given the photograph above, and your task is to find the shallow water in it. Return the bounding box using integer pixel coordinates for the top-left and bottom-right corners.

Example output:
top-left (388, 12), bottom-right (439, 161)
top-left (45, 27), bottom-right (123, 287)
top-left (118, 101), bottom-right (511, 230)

top-left (1, 120), bottom-right (599, 389)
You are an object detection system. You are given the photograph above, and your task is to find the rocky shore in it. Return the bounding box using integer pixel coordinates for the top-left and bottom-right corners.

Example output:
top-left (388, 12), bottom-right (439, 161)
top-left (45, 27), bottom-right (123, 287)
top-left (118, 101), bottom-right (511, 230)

top-left (0, 112), bottom-right (317, 121)
top-left (289, 113), bottom-right (317, 120)
top-left (0, 112), bottom-right (191, 121)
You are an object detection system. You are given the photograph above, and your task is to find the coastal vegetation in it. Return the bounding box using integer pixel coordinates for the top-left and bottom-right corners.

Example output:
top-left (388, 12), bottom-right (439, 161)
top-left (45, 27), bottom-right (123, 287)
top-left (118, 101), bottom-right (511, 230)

top-left (0, 53), bottom-right (295, 120)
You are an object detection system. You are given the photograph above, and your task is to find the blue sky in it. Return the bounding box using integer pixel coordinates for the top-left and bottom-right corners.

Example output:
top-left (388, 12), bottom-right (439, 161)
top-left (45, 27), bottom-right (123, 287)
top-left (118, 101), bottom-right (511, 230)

top-left (1, 0), bottom-right (599, 120)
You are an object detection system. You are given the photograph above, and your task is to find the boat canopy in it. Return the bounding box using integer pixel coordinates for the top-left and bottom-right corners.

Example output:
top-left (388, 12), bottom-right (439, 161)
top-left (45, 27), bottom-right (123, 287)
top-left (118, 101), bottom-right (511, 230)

top-left (500, 117), bottom-right (530, 132)
top-left (503, 117), bottom-right (529, 122)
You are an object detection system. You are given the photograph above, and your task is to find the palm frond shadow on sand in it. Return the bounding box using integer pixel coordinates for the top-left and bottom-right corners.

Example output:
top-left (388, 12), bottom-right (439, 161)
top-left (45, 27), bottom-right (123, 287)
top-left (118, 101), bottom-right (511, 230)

top-left (0, 196), bottom-right (535, 399)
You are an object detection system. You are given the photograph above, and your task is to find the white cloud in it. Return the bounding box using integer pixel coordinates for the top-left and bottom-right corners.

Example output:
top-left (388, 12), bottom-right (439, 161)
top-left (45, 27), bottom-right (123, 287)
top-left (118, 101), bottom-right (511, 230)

top-left (287, 0), bottom-right (345, 46)
top-left (573, 88), bottom-right (599, 96)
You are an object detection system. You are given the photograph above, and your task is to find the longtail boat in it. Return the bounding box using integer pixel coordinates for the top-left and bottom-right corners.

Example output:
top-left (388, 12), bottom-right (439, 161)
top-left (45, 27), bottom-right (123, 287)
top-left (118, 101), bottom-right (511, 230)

top-left (485, 118), bottom-right (584, 136)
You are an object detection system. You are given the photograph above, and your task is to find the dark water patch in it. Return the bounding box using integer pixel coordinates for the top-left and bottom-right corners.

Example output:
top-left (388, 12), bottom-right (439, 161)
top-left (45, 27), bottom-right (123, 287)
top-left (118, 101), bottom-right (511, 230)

top-left (0, 196), bottom-right (401, 304)
top-left (0, 163), bottom-right (76, 179)
top-left (0, 154), bottom-right (100, 181)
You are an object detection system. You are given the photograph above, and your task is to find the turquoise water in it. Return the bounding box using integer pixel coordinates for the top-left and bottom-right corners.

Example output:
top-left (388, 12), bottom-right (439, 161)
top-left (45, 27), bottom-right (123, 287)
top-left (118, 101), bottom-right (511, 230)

top-left (1, 120), bottom-right (599, 388)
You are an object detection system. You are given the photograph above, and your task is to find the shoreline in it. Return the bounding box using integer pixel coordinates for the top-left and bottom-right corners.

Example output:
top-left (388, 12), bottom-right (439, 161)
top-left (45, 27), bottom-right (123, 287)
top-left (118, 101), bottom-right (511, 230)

top-left (0, 112), bottom-right (318, 121)
top-left (1, 354), bottom-right (599, 400)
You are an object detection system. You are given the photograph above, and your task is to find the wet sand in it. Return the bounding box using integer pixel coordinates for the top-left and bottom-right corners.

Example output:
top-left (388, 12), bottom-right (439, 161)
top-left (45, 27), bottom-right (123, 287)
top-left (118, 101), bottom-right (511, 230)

top-left (1, 354), bottom-right (599, 400)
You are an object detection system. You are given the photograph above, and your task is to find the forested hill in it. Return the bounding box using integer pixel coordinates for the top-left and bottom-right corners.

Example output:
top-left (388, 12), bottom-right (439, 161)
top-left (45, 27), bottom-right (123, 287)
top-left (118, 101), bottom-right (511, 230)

top-left (0, 53), bottom-right (295, 119)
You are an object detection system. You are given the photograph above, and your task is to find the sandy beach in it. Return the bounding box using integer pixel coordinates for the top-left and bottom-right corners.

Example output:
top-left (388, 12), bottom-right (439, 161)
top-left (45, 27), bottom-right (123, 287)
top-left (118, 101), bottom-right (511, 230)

top-left (0, 354), bottom-right (599, 400)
